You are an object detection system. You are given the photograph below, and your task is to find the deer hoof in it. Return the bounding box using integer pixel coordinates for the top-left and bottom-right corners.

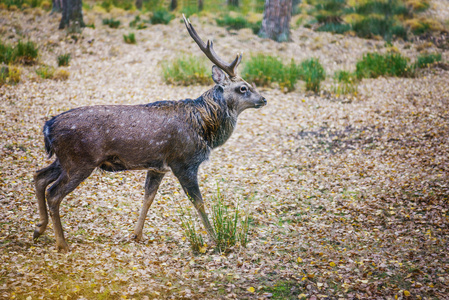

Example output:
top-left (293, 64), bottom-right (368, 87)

top-left (132, 234), bottom-right (142, 241)
top-left (33, 229), bottom-right (42, 241)
top-left (56, 242), bottom-right (70, 253)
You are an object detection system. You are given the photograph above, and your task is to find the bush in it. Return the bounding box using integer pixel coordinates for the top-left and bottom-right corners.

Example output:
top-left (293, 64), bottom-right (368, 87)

top-left (298, 58), bottom-right (326, 92)
top-left (415, 52), bottom-right (442, 68)
top-left (352, 16), bottom-right (407, 40)
top-left (129, 15), bottom-right (148, 29)
top-left (356, 52), bottom-right (410, 79)
top-left (216, 14), bottom-right (261, 34)
top-left (242, 54), bottom-right (300, 92)
top-left (35, 65), bottom-right (55, 79)
top-left (0, 65), bottom-right (21, 86)
top-left (355, 0), bottom-right (409, 16)
top-left (100, 0), bottom-right (134, 11)
top-left (150, 9), bottom-right (174, 25)
top-left (332, 70), bottom-right (358, 95)
top-left (102, 18), bottom-right (120, 28)
top-left (57, 53), bottom-right (71, 66)
top-left (123, 32), bottom-right (136, 44)
top-left (0, 40), bottom-right (38, 65)
top-left (162, 55), bottom-right (210, 86)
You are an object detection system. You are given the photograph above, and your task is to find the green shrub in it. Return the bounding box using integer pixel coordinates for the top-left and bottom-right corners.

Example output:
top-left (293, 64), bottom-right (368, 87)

top-left (242, 54), bottom-right (300, 92)
top-left (298, 58), bottom-right (326, 92)
top-left (316, 22), bottom-right (351, 34)
top-left (0, 42), bottom-right (15, 64)
top-left (0, 65), bottom-right (21, 86)
top-left (57, 53), bottom-right (71, 66)
top-left (355, 0), bottom-right (409, 16)
top-left (100, 0), bottom-right (134, 11)
top-left (332, 70), bottom-right (358, 95)
top-left (216, 14), bottom-right (261, 34)
top-left (180, 5), bottom-right (199, 18)
top-left (415, 52), bottom-right (442, 68)
top-left (356, 52), bottom-right (410, 79)
top-left (123, 32), bottom-right (136, 44)
top-left (162, 55), bottom-right (210, 86)
top-left (352, 16), bottom-right (407, 40)
top-left (102, 18), bottom-right (121, 28)
top-left (129, 15), bottom-right (148, 29)
top-left (35, 65), bottom-right (55, 79)
top-left (150, 9), bottom-right (174, 25)
top-left (13, 40), bottom-right (39, 65)
top-left (315, 0), bottom-right (346, 12)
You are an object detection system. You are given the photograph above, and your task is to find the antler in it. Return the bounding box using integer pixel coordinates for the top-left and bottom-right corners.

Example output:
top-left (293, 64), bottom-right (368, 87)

top-left (183, 14), bottom-right (242, 79)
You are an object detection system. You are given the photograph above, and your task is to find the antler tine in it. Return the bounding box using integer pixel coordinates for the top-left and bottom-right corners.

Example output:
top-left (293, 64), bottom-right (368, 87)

top-left (183, 14), bottom-right (241, 78)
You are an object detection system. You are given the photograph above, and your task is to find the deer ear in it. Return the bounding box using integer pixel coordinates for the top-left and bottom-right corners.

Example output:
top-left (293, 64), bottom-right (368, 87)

top-left (212, 65), bottom-right (229, 85)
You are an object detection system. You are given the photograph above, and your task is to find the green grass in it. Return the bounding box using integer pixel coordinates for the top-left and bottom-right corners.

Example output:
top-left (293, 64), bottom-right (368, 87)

top-left (262, 280), bottom-right (303, 299)
top-left (123, 32), bottom-right (136, 44)
top-left (150, 8), bottom-right (174, 25)
top-left (332, 70), bottom-right (358, 95)
top-left (216, 14), bottom-right (261, 34)
top-left (35, 65), bottom-right (55, 79)
top-left (0, 40), bottom-right (39, 65)
top-left (415, 52), bottom-right (442, 68)
top-left (352, 16), bottom-right (407, 40)
top-left (57, 53), bottom-right (71, 66)
top-left (100, 0), bottom-right (134, 11)
top-left (242, 54), bottom-right (300, 92)
top-left (162, 55), bottom-right (210, 86)
top-left (356, 52), bottom-right (410, 79)
top-left (297, 58), bottom-right (326, 93)
top-left (102, 18), bottom-right (120, 28)
top-left (129, 15), bottom-right (148, 29)
top-left (0, 65), bottom-right (21, 86)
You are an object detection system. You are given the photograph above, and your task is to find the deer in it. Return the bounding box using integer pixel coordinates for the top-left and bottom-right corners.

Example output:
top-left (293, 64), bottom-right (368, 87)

top-left (33, 15), bottom-right (267, 252)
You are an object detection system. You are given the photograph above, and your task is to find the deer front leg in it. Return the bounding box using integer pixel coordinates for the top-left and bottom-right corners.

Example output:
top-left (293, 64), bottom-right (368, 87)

top-left (172, 166), bottom-right (216, 241)
top-left (133, 171), bottom-right (165, 241)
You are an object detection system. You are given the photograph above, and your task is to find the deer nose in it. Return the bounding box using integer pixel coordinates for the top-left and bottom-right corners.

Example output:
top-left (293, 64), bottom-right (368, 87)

top-left (262, 97), bottom-right (267, 105)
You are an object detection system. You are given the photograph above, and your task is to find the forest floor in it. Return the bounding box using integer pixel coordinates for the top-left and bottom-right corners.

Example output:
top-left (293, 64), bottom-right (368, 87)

top-left (0, 4), bottom-right (448, 300)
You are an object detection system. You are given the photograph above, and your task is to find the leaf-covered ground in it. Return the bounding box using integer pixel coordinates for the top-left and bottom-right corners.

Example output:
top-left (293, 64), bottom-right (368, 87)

top-left (1, 6), bottom-right (448, 300)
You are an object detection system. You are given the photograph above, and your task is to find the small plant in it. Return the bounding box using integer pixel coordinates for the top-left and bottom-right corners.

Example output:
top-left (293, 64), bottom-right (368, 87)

top-left (102, 18), bottom-right (121, 28)
top-left (162, 55), bottom-right (210, 86)
top-left (332, 70), bottom-right (358, 95)
top-left (178, 207), bottom-right (206, 253)
top-left (0, 65), bottom-right (21, 86)
top-left (242, 54), bottom-right (300, 92)
top-left (123, 33), bottom-right (136, 44)
top-left (35, 65), bottom-right (55, 79)
top-left (216, 14), bottom-right (261, 34)
top-left (12, 40), bottom-right (39, 65)
top-left (415, 52), bottom-right (442, 68)
top-left (150, 9), bottom-right (174, 25)
top-left (129, 15), bottom-right (147, 29)
top-left (356, 52), bottom-right (410, 79)
top-left (57, 53), bottom-right (71, 66)
top-left (0, 41), bottom-right (15, 64)
top-left (53, 68), bottom-right (70, 81)
top-left (298, 58), bottom-right (326, 93)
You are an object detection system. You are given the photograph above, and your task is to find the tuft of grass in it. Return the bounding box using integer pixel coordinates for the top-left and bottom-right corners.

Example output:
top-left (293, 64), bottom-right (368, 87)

top-left (352, 16), bottom-right (407, 40)
top-left (162, 55), bottom-right (210, 86)
top-left (123, 32), bottom-right (136, 44)
top-left (102, 17), bottom-right (120, 28)
top-left (150, 8), bottom-right (174, 25)
top-left (415, 52), bottom-right (442, 69)
top-left (129, 15), bottom-right (148, 29)
top-left (57, 53), bottom-right (71, 66)
top-left (242, 54), bottom-right (300, 92)
top-left (53, 68), bottom-right (70, 80)
top-left (100, 0), bottom-right (134, 11)
top-left (0, 65), bottom-right (21, 86)
top-left (1, 40), bottom-right (39, 65)
top-left (332, 70), bottom-right (358, 95)
top-left (35, 65), bottom-right (55, 79)
top-left (176, 187), bottom-right (250, 254)
top-left (216, 14), bottom-right (261, 34)
top-left (297, 58), bottom-right (326, 93)
top-left (356, 52), bottom-right (410, 79)
top-left (316, 22), bottom-right (351, 34)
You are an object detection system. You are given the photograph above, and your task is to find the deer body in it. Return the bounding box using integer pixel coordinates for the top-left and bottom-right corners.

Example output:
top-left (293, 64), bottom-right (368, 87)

top-left (33, 16), bottom-right (266, 252)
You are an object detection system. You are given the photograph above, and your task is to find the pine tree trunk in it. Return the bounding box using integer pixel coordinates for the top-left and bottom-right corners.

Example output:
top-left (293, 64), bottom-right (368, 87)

top-left (198, 0), bottom-right (203, 11)
top-left (51, 0), bottom-right (63, 14)
top-left (135, 0), bottom-right (143, 9)
top-left (227, 0), bottom-right (239, 7)
top-left (59, 0), bottom-right (85, 30)
top-left (170, 0), bottom-right (178, 10)
top-left (259, 0), bottom-right (292, 42)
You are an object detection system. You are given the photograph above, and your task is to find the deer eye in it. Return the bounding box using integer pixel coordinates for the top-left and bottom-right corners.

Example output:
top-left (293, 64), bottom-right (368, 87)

top-left (240, 85), bottom-right (248, 93)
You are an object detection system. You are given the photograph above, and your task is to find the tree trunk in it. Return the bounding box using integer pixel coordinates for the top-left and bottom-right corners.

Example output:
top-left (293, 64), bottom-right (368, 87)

top-left (259, 0), bottom-right (292, 42)
top-left (51, 0), bottom-right (63, 14)
top-left (59, 0), bottom-right (85, 30)
top-left (227, 0), bottom-right (239, 7)
top-left (198, 0), bottom-right (203, 11)
top-left (135, 0), bottom-right (142, 10)
top-left (170, 0), bottom-right (178, 10)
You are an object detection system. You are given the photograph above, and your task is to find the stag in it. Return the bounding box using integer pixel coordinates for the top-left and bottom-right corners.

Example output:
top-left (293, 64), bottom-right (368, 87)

top-left (33, 15), bottom-right (267, 252)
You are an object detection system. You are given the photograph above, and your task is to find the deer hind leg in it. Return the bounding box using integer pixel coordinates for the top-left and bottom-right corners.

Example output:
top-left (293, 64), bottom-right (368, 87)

top-left (33, 160), bottom-right (62, 241)
top-left (133, 171), bottom-right (165, 241)
top-left (46, 167), bottom-right (94, 252)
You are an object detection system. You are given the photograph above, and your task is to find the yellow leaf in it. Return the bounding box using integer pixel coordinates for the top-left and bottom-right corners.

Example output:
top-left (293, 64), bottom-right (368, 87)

top-left (329, 261), bottom-right (336, 267)
top-left (247, 287), bottom-right (255, 293)
top-left (298, 293), bottom-right (307, 299)
top-left (404, 290), bottom-right (411, 297)
top-left (297, 257), bottom-right (303, 263)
